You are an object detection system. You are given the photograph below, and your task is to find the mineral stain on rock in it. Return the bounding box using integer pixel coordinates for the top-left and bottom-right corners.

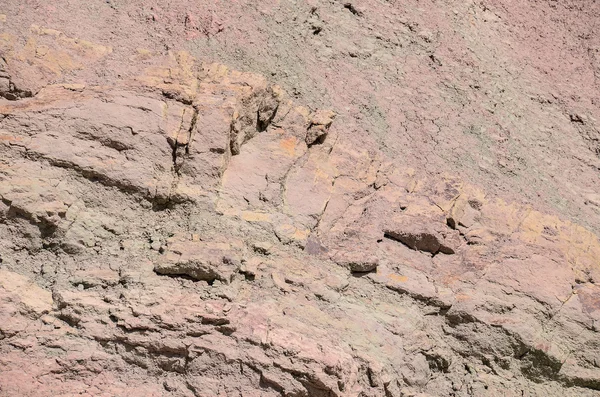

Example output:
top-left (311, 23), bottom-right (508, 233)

top-left (1, 2), bottom-right (600, 396)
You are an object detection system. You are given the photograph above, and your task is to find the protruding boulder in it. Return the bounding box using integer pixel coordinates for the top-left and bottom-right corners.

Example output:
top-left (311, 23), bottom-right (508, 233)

top-left (154, 239), bottom-right (244, 283)
top-left (230, 86), bottom-right (280, 154)
top-left (305, 109), bottom-right (335, 146)
top-left (383, 215), bottom-right (460, 255)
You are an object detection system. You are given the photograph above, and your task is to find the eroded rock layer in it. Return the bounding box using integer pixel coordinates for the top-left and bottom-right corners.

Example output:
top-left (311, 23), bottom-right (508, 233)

top-left (1, 18), bottom-right (600, 397)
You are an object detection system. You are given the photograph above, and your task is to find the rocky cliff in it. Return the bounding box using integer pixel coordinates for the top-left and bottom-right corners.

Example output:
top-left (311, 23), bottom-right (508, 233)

top-left (1, 2), bottom-right (600, 396)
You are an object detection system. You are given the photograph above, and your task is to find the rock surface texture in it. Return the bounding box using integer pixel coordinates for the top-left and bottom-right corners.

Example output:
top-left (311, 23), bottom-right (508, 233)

top-left (1, 2), bottom-right (600, 397)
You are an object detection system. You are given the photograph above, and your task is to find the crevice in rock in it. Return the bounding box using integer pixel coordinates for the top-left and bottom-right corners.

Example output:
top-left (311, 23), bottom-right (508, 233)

top-left (161, 90), bottom-right (193, 105)
top-left (520, 347), bottom-right (565, 385)
top-left (256, 103), bottom-right (279, 132)
top-left (563, 373), bottom-right (600, 390)
top-left (424, 351), bottom-right (452, 373)
top-left (443, 308), bottom-right (577, 388)
top-left (229, 86), bottom-right (280, 155)
top-left (305, 114), bottom-right (335, 147)
top-left (385, 282), bottom-right (451, 309)
top-left (56, 312), bottom-right (82, 328)
top-left (271, 361), bottom-right (337, 396)
top-left (0, 73), bottom-right (33, 101)
top-left (343, 3), bottom-right (362, 16)
top-left (310, 131), bottom-right (328, 147)
top-left (170, 142), bottom-right (180, 175)
top-left (186, 106), bottom-right (199, 152)
top-left (383, 230), bottom-right (454, 256)
top-left (4, 200), bottom-right (60, 239)
top-left (169, 106), bottom-right (198, 177)
top-left (258, 373), bottom-right (286, 394)
top-left (74, 128), bottom-right (134, 152)
top-left (153, 271), bottom-right (214, 285)
top-left (280, 151), bottom-right (310, 208)
top-left (311, 196), bottom-right (331, 233)
top-left (23, 152), bottom-right (154, 201)
top-left (351, 270), bottom-right (375, 278)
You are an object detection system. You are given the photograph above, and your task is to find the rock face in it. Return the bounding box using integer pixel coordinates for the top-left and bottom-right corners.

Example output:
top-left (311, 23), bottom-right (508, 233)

top-left (1, 5), bottom-right (600, 397)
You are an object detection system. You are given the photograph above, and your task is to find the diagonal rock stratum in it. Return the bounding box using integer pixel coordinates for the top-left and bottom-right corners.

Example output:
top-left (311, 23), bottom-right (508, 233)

top-left (1, 22), bottom-right (600, 397)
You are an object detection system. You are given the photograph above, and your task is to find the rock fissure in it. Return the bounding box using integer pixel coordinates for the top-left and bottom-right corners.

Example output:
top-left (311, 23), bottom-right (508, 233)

top-left (2, 10), bottom-right (600, 396)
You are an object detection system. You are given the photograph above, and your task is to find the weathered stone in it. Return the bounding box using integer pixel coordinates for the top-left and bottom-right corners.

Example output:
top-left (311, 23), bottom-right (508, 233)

top-left (0, 77), bottom-right (10, 93)
top-left (154, 240), bottom-right (242, 283)
top-left (305, 109), bottom-right (335, 146)
top-left (251, 241), bottom-right (273, 255)
top-left (401, 354), bottom-right (431, 387)
top-left (333, 248), bottom-right (379, 272)
top-left (0, 270), bottom-right (53, 317)
top-left (383, 216), bottom-right (459, 255)
top-left (2, 17), bottom-right (600, 397)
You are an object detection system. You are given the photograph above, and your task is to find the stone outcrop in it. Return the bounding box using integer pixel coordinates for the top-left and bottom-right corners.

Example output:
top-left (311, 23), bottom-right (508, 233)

top-left (1, 14), bottom-right (600, 397)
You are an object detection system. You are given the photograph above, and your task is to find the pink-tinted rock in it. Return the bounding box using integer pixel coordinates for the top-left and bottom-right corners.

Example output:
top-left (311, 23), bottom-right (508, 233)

top-left (2, 8), bottom-right (600, 397)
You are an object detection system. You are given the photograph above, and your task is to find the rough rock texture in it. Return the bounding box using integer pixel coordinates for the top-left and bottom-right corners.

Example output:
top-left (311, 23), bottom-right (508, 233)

top-left (1, 2), bottom-right (600, 397)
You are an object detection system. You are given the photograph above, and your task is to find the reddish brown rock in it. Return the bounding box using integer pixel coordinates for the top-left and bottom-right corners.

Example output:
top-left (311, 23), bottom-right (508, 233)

top-left (1, 4), bottom-right (600, 397)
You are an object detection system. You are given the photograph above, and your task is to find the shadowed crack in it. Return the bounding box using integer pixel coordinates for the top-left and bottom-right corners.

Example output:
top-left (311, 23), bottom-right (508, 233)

top-left (383, 229), bottom-right (455, 256)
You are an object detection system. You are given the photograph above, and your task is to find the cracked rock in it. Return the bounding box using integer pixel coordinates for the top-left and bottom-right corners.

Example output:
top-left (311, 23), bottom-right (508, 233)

top-left (154, 240), bottom-right (243, 283)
